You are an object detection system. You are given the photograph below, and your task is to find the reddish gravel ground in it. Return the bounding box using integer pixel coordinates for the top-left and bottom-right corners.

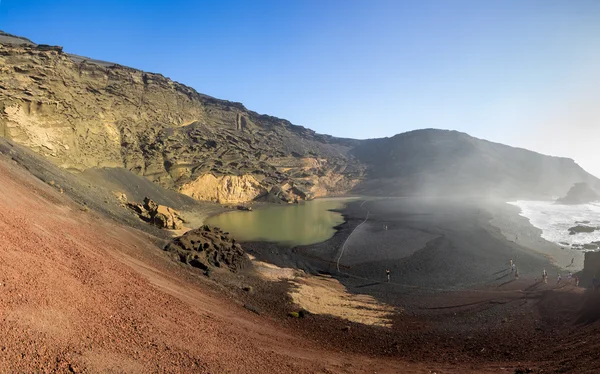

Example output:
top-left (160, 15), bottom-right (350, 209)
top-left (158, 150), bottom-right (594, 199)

top-left (1, 155), bottom-right (600, 373)
top-left (0, 153), bottom-right (474, 373)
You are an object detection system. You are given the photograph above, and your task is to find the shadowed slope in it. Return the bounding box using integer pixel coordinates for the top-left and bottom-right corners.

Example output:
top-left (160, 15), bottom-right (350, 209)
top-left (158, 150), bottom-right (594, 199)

top-left (0, 141), bottom-right (414, 373)
top-left (351, 129), bottom-right (599, 198)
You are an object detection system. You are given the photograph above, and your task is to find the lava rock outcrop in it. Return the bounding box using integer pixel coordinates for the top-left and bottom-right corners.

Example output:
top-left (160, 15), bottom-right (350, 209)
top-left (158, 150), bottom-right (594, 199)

top-left (569, 225), bottom-right (599, 235)
top-left (164, 225), bottom-right (248, 272)
top-left (126, 197), bottom-right (184, 230)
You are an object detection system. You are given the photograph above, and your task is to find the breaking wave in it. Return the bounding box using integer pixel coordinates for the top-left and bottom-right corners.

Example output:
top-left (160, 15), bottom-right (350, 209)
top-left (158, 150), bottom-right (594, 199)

top-left (508, 200), bottom-right (600, 250)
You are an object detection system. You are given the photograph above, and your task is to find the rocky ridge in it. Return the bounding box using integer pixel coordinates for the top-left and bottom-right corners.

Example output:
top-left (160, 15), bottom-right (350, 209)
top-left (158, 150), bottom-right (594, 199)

top-left (1, 31), bottom-right (600, 202)
top-left (556, 182), bottom-right (600, 205)
top-left (0, 31), bottom-right (363, 204)
top-left (351, 129), bottom-right (600, 198)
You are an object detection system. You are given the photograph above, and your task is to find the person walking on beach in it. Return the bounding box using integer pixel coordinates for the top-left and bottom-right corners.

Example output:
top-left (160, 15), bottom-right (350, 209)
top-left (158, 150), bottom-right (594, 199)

top-left (568, 272), bottom-right (573, 283)
top-left (557, 274), bottom-right (562, 284)
top-left (386, 269), bottom-right (391, 283)
top-left (511, 263), bottom-right (515, 273)
top-left (575, 275), bottom-right (580, 287)
top-left (510, 259), bottom-right (513, 270)
top-left (543, 269), bottom-right (548, 284)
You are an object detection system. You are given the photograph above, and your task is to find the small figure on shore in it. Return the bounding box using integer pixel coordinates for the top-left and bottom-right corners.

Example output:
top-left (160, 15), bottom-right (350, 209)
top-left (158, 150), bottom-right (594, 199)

top-left (557, 274), bottom-right (562, 284)
top-left (568, 272), bottom-right (573, 282)
top-left (511, 263), bottom-right (515, 273)
top-left (543, 269), bottom-right (548, 284)
top-left (509, 259), bottom-right (513, 269)
top-left (386, 269), bottom-right (391, 283)
top-left (575, 275), bottom-right (580, 287)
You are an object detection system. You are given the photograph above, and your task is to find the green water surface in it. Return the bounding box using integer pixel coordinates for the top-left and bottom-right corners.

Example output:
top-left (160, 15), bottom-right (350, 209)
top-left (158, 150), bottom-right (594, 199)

top-left (205, 198), bottom-right (356, 246)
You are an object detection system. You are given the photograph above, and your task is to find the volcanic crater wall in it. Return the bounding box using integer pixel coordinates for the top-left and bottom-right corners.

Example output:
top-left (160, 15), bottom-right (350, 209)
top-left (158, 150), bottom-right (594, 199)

top-left (0, 38), bottom-right (364, 203)
top-left (2, 31), bottom-right (598, 202)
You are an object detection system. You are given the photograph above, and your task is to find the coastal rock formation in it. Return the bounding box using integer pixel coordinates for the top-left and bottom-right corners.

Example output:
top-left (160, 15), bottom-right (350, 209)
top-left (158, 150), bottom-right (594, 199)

top-left (556, 182), bottom-right (600, 205)
top-left (351, 129), bottom-right (600, 198)
top-left (0, 32), bottom-right (363, 203)
top-left (568, 225), bottom-right (599, 235)
top-left (164, 225), bottom-right (248, 272)
top-left (127, 197), bottom-right (184, 230)
top-left (1, 31), bottom-right (600, 202)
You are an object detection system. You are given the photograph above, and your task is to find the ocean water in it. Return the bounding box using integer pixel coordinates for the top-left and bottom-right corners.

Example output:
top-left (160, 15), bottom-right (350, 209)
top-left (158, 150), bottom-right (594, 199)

top-left (508, 200), bottom-right (600, 250)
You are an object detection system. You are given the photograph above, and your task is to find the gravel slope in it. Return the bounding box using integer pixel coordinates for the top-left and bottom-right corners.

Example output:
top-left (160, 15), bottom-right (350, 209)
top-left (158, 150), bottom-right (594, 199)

top-left (0, 151), bottom-right (414, 373)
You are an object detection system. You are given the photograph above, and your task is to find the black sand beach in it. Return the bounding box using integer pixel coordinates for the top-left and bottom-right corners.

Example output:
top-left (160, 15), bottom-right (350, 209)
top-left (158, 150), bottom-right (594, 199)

top-left (245, 197), bottom-right (566, 307)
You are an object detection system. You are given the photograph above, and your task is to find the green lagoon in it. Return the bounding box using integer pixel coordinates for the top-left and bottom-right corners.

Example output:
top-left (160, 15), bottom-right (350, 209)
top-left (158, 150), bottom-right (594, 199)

top-left (205, 198), bottom-right (357, 246)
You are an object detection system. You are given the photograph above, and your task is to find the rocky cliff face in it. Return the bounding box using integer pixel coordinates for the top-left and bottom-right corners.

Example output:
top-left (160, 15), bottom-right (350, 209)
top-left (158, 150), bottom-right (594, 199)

top-left (0, 32), bottom-right (363, 203)
top-left (351, 129), bottom-right (600, 199)
top-left (556, 183), bottom-right (600, 205)
top-left (2, 31), bottom-right (599, 202)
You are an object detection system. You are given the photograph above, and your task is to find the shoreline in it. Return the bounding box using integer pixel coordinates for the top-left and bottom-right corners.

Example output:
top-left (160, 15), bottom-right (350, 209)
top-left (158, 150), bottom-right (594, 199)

top-left (243, 197), bottom-right (574, 306)
top-left (488, 201), bottom-right (584, 271)
top-left (203, 196), bottom-right (358, 248)
top-left (224, 196), bottom-right (598, 373)
top-left (195, 195), bottom-right (586, 313)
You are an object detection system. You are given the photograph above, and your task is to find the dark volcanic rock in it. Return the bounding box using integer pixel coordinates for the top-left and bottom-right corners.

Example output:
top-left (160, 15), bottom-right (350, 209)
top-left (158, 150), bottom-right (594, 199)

top-left (556, 182), bottom-right (600, 205)
top-left (568, 225), bottom-right (599, 235)
top-left (583, 243), bottom-right (599, 250)
top-left (164, 225), bottom-right (248, 272)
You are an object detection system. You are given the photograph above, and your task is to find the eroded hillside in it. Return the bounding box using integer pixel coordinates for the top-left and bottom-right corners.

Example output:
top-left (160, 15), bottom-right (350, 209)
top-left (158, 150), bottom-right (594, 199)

top-left (0, 32), bottom-right (363, 203)
top-left (352, 129), bottom-right (600, 198)
top-left (1, 31), bottom-right (599, 202)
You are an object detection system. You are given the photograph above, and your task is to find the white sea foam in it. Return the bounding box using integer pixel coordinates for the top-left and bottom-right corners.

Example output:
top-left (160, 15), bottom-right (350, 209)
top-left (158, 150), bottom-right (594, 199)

top-left (508, 200), bottom-right (600, 250)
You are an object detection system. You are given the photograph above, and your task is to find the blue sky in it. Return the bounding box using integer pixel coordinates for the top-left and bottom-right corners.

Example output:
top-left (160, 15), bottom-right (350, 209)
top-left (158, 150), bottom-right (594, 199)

top-left (1, 0), bottom-right (600, 176)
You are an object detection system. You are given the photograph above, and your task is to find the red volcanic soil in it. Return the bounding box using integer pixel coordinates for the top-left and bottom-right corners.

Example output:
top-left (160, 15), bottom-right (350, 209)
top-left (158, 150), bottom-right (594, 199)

top-left (1, 155), bottom-right (600, 373)
top-left (0, 153), bottom-right (440, 372)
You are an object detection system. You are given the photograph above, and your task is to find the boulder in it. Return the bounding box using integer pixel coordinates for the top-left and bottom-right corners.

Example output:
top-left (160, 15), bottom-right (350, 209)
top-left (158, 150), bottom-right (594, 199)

top-left (568, 225), bottom-right (599, 235)
top-left (164, 225), bottom-right (248, 272)
top-left (154, 205), bottom-right (183, 230)
top-left (143, 197), bottom-right (158, 211)
top-left (126, 197), bottom-right (184, 230)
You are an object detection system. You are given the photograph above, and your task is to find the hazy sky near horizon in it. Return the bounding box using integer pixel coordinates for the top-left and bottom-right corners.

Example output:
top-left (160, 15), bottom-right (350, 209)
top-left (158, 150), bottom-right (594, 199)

top-left (1, 1), bottom-right (599, 176)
